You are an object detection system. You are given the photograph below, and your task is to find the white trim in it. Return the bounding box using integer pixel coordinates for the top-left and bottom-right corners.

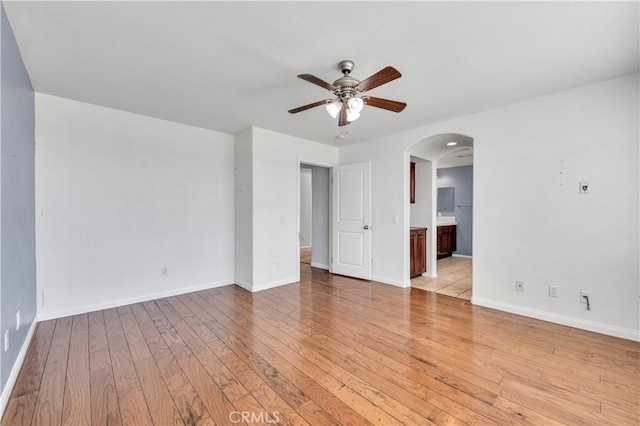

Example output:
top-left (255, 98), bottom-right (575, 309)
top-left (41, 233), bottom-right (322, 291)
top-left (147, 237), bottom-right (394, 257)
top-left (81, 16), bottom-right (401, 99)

top-left (37, 279), bottom-right (234, 321)
top-left (372, 275), bottom-right (411, 288)
top-left (452, 254), bottom-right (472, 259)
top-left (0, 320), bottom-right (38, 417)
top-left (300, 245), bottom-right (312, 249)
top-left (422, 271), bottom-right (437, 278)
top-left (234, 279), bottom-right (252, 292)
top-left (310, 262), bottom-right (329, 270)
top-left (472, 296), bottom-right (640, 342)
top-left (250, 276), bottom-right (298, 292)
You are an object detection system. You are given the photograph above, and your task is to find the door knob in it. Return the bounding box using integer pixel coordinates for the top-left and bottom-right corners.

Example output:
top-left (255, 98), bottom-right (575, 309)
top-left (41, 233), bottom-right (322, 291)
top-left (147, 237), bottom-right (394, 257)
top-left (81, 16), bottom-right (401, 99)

top-left (363, 225), bottom-right (370, 230)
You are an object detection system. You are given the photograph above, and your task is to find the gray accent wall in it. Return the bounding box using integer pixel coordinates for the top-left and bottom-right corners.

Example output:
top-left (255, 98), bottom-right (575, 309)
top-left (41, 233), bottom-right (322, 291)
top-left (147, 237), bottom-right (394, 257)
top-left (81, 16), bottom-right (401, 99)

top-left (0, 3), bottom-right (36, 393)
top-left (310, 165), bottom-right (330, 269)
top-left (437, 165), bottom-right (473, 256)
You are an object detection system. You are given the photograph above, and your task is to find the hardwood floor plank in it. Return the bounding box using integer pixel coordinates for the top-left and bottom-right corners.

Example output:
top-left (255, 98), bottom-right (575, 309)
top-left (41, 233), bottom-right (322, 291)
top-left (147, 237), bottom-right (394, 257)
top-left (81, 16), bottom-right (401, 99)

top-left (1, 391), bottom-right (38, 426)
top-left (142, 300), bottom-right (241, 426)
top-left (129, 303), bottom-right (215, 426)
top-left (212, 286), bottom-right (497, 425)
top-left (156, 296), bottom-right (319, 426)
top-left (61, 314), bottom-right (90, 425)
top-left (31, 317), bottom-right (72, 425)
top-left (88, 311), bottom-right (122, 426)
top-left (131, 303), bottom-right (215, 425)
top-left (103, 308), bottom-right (154, 425)
top-left (1, 321), bottom-right (55, 425)
top-left (10, 321), bottom-right (56, 397)
top-left (3, 264), bottom-right (638, 425)
top-left (117, 305), bottom-right (184, 425)
top-left (181, 294), bottom-right (384, 424)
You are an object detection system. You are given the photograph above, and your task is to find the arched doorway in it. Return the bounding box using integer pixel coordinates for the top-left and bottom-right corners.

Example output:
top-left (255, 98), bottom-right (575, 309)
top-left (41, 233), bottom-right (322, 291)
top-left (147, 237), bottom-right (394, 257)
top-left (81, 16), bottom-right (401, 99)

top-left (406, 133), bottom-right (474, 299)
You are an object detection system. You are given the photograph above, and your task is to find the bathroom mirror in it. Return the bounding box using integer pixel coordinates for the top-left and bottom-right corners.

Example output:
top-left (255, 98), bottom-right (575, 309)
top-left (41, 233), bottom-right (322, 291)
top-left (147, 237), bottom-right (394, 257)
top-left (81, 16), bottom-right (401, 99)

top-left (437, 187), bottom-right (454, 213)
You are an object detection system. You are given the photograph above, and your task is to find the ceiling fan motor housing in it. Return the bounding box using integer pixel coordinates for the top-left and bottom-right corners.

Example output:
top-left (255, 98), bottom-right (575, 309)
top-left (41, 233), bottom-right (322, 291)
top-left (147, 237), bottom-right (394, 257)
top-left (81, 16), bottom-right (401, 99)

top-left (334, 60), bottom-right (360, 99)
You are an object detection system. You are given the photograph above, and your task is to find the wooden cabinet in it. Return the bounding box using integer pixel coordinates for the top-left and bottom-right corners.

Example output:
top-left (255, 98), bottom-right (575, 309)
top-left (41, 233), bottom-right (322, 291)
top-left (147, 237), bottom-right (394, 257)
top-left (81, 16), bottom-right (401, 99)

top-left (437, 225), bottom-right (457, 259)
top-left (410, 227), bottom-right (427, 278)
top-left (410, 162), bottom-right (416, 204)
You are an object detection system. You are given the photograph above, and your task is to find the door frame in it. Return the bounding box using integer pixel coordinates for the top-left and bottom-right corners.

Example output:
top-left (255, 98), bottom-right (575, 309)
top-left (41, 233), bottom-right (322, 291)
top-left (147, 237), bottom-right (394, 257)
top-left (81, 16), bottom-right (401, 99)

top-left (297, 159), bottom-right (333, 282)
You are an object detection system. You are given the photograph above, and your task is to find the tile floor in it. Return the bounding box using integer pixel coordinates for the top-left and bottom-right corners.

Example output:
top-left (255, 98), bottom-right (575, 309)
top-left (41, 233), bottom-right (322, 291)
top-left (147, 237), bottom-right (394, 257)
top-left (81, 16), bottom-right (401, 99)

top-left (411, 256), bottom-right (472, 300)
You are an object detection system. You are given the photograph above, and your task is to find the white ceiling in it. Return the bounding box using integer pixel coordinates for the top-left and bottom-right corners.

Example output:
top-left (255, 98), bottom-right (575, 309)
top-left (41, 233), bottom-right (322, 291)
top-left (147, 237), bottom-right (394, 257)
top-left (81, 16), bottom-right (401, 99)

top-left (4, 1), bottom-right (638, 147)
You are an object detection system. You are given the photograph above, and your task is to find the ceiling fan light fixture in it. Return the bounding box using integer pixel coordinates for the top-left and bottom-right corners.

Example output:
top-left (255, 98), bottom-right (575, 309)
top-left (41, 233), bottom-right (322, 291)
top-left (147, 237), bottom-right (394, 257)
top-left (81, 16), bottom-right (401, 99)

top-left (325, 100), bottom-right (342, 118)
top-left (347, 97), bottom-right (364, 113)
top-left (346, 109), bottom-right (361, 122)
top-left (289, 60), bottom-right (406, 128)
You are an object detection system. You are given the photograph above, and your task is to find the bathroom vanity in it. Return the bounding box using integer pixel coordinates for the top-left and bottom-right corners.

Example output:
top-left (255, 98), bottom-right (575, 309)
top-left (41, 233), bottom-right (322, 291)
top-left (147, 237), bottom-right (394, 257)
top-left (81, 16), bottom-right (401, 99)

top-left (410, 227), bottom-right (427, 278)
top-left (437, 224), bottom-right (457, 259)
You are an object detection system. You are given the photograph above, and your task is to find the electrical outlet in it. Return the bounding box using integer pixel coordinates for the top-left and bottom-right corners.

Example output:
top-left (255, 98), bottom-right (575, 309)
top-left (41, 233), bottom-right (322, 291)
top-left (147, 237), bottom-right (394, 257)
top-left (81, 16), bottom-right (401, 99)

top-left (161, 268), bottom-right (168, 277)
top-left (549, 285), bottom-right (559, 298)
top-left (4, 330), bottom-right (9, 352)
top-left (515, 280), bottom-right (524, 291)
top-left (16, 311), bottom-right (20, 331)
top-left (580, 291), bottom-right (591, 304)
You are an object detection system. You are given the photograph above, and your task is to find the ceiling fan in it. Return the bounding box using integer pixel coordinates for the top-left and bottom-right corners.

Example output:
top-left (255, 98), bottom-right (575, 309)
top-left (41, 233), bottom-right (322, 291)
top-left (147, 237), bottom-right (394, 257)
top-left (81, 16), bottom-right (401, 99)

top-left (288, 60), bottom-right (407, 127)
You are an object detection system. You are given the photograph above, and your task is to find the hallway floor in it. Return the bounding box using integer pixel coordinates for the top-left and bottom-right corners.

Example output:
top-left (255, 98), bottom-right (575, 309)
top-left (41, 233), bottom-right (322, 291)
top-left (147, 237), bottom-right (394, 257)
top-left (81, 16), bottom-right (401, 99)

top-left (411, 256), bottom-right (472, 300)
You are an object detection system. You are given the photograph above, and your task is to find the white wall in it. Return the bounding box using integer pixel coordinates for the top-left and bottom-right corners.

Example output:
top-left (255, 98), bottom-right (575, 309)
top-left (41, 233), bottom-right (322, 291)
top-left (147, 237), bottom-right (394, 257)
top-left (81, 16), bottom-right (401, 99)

top-left (410, 160), bottom-right (437, 277)
top-left (234, 128), bottom-right (253, 288)
top-left (299, 168), bottom-right (312, 248)
top-left (236, 127), bottom-right (338, 291)
top-left (310, 165), bottom-right (330, 269)
top-left (35, 94), bottom-right (235, 319)
top-left (341, 74), bottom-right (639, 340)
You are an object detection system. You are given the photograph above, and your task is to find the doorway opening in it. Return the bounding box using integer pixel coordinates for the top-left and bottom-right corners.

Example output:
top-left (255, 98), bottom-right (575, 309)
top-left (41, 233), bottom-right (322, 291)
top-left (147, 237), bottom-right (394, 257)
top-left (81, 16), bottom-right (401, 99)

top-left (406, 133), bottom-right (474, 300)
top-left (298, 164), bottom-right (331, 272)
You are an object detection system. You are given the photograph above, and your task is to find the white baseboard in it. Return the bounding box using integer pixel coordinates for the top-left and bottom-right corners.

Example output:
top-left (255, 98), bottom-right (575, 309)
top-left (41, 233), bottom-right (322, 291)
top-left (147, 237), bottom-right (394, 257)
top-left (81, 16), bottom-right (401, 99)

top-left (472, 296), bottom-right (640, 342)
top-left (300, 245), bottom-right (312, 249)
top-left (0, 320), bottom-right (38, 417)
top-left (452, 254), bottom-right (472, 259)
top-left (372, 275), bottom-right (411, 288)
top-left (251, 276), bottom-right (298, 292)
top-left (310, 262), bottom-right (329, 270)
top-left (234, 279), bottom-right (252, 292)
top-left (37, 279), bottom-right (234, 321)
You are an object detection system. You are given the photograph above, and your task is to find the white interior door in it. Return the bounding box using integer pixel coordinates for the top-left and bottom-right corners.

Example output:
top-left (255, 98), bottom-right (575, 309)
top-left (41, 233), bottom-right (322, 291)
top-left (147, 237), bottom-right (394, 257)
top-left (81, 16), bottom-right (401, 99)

top-left (332, 162), bottom-right (371, 279)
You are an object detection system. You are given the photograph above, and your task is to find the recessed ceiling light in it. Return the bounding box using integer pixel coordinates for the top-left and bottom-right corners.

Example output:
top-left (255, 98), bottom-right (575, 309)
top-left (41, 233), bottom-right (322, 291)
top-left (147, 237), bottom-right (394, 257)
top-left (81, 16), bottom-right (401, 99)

top-left (447, 142), bottom-right (457, 146)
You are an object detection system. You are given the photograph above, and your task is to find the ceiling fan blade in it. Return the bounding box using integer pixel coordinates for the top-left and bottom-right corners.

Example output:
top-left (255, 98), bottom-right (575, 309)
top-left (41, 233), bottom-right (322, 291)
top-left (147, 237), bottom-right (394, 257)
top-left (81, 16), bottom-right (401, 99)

top-left (298, 74), bottom-right (336, 92)
top-left (356, 66), bottom-right (402, 92)
top-left (364, 96), bottom-right (407, 113)
top-left (288, 99), bottom-right (331, 114)
top-left (338, 105), bottom-right (349, 127)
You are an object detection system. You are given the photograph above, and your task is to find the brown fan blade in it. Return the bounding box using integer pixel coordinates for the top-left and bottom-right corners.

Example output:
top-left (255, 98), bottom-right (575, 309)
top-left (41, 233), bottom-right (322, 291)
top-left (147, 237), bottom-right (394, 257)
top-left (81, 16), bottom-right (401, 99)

top-left (298, 74), bottom-right (336, 92)
top-left (364, 97), bottom-right (407, 113)
top-left (338, 105), bottom-right (349, 127)
top-left (288, 99), bottom-right (331, 114)
top-left (356, 66), bottom-right (402, 92)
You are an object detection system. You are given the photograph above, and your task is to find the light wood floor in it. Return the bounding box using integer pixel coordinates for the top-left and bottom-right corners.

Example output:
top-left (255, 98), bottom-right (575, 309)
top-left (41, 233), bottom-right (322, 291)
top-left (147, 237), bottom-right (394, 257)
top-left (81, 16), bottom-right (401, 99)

top-left (300, 247), bottom-right (311, 265)
top-left (412, 256), bottom-right (472, 300)
top-left (3, 264), bottom-right (639, 425)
